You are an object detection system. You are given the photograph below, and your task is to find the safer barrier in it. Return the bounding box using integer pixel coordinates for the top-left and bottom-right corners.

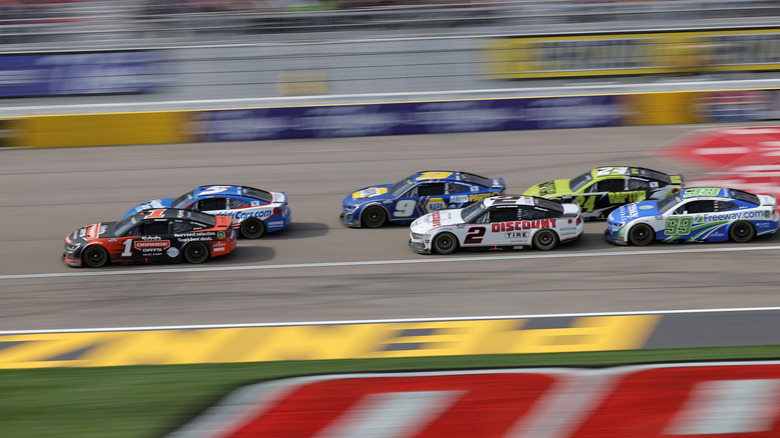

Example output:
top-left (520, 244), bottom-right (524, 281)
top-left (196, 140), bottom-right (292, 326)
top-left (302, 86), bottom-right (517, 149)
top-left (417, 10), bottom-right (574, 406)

top-left (3, 88), bottom-right (779, 148)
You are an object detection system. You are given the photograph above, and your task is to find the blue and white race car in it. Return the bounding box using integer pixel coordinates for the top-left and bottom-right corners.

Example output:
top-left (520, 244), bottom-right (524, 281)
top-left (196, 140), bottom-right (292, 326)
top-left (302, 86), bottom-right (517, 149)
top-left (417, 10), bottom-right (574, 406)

top-left (125, 185), bottom-right (291, 238)
top-left (605, 187), bottom-right (778, 245)
top-left (341, 171), bottom-right (506, 228)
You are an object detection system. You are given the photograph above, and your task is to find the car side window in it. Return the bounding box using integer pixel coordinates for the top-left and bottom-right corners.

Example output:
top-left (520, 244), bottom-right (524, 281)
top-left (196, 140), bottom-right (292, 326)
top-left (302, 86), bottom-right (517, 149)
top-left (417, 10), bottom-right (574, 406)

top-left (171, 220), bottom-right (196, 234)
top-left (197, 198), bottom-right (227, 211)
top-left (628, 178), bottom-right (651, 190)
top-left (521, 207), bottom-right (554, 220)
top-left (674, 200), bottom-right (715, 215)
top-left (490, 207), bottom-right (519, 223)
top-left (140, 221), bottom-right (169, 235)
top-left (417, 183), bottom-right (446, 197)
top-left (715, 201), bottom-right (739, 211)
top-left (447, 183), bottom-right (469, 194)
top-left (596, 179), bottom-right (625, 192)
top-left (228, 198), bottom-right (251, 209)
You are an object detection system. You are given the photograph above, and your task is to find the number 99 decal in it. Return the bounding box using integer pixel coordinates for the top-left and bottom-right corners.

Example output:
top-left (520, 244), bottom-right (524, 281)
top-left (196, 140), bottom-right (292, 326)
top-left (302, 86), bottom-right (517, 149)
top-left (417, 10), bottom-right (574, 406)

top-left (665, 217), bottom-right (692, 235)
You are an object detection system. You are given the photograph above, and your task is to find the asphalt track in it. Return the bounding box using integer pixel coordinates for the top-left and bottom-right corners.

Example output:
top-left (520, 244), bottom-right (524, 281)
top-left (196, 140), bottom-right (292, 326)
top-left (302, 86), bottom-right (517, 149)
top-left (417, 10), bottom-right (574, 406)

top-left (2, 123), bottom-right (780, 332)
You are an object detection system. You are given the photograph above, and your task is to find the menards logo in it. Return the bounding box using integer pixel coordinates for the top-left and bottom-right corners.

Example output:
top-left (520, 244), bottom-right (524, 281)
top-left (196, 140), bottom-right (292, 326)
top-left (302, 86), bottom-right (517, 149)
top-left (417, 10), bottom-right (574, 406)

top-left (168, 361), bottom-right (780, 438)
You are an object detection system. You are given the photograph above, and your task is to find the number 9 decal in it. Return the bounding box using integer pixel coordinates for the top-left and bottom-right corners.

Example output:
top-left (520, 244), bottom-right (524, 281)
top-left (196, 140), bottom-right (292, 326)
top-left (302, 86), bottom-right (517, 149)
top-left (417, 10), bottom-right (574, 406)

top-left (394, 200), bottom-right (416, 217)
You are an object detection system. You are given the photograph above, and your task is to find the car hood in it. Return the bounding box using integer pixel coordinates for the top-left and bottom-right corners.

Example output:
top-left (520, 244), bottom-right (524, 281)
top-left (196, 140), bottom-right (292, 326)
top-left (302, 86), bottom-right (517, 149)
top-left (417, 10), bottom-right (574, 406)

top-left (124, 198), bottom-right (174, 218)
top-left (65, 221), bottom-right (118, 244)
top-left (343, 184), bottom-right (394, 206)
top-left (609, 201), bottom-right (660, 223)
top-left (411, 209), bottom-right (463, 233)
top-left (523, 179), bottom-right (573, 197)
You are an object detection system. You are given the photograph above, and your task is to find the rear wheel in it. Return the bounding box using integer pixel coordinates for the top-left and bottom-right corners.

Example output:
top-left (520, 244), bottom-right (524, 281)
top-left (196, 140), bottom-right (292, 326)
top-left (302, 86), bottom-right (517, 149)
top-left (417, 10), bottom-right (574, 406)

top-left (432, 232), bottom-right (457, 254)
top-left (184, 242), bottom-right (209, 264)
top-left (82, 245), bottom-right (108, 268)
top-left (240, 218), bottom-right (265, 239)
top-left (533, 229), bottom-right (558, 251)
top-left (729, 221), bottom-right (754, 243)
top-left (362, 206), bottom-right (387, 228)
top-left (628, 223), bottom-right (654, 246)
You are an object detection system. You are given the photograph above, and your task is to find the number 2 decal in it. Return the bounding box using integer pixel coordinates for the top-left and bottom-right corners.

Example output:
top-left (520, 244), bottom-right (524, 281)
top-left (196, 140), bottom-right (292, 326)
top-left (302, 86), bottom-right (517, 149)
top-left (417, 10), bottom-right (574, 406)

top-left (464, 227), bottom-right (486, 244)
top-left (665, 217), bottom-right (692, 235)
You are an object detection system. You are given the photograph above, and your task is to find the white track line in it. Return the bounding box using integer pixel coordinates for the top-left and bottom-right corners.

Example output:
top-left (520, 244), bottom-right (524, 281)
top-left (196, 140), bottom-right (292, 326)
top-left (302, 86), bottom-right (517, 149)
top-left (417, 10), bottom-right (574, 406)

top-left (3, 306), bottom-right (780, 335)
top-left (4, 244), bottom-right (780, 281)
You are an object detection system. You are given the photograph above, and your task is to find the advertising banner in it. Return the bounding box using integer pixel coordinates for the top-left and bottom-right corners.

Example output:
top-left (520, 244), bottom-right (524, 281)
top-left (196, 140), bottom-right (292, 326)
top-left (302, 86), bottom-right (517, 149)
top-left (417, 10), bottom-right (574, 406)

top-left (194, 95), bottom-right (624, 142)
top-left (484, 28), bottom-right (780, 79)
top-left (0, 50), bottom-right (164, 97)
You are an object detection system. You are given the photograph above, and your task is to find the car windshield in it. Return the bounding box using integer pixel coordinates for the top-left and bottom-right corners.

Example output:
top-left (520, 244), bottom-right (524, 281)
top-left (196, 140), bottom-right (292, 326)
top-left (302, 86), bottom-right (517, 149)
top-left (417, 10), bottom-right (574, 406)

top-left (172, 190), bottom-right (197, 208)
top-left (461, 201), bottom-right (488, 223)
top-left (113, 214), bottom-right (140, 236)
top-left (657, 193), bottom-right (682, 213)
top-left (390, 176), bottom-right (415, 197)
top-left (569, 171), bottom-right (594, 192)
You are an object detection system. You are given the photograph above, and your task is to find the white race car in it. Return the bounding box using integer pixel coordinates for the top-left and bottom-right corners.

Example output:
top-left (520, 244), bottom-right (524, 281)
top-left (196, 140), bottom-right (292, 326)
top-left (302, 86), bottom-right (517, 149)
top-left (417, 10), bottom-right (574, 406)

top-left (409, 195), bottom-right (583, 254)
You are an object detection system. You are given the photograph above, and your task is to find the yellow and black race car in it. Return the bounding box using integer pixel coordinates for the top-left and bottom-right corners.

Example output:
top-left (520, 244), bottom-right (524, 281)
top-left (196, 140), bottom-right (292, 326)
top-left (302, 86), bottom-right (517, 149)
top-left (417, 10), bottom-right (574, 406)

top-left (523, 166), bottom-right (684, 220)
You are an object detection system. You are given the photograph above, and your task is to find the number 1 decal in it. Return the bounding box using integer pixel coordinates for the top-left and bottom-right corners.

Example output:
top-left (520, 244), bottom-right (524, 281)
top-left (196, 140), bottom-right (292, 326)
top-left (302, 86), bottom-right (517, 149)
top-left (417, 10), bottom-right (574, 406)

top-left (121, 239), bottom-right (133, 257)
top-left (464, 227), bottom-right (486, 244)
top-left (144, 209), bottom-right (166, 219)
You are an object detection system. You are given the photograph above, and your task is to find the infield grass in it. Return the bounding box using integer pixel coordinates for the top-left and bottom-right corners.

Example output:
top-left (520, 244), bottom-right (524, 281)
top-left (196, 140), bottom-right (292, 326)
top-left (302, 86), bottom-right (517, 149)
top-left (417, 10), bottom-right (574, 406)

top-left (1, 346), bottom-right (779, 438)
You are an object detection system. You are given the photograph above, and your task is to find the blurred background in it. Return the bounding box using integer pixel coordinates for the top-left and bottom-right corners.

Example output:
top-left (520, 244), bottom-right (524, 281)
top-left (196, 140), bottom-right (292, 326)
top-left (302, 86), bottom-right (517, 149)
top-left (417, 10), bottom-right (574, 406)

top-left (3, 0), bottom-right (780, 116)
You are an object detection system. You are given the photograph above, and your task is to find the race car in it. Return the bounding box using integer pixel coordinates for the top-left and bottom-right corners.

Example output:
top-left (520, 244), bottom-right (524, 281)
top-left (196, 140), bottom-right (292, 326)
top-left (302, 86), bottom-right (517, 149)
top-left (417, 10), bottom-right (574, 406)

top-left (409, 195), bottom-right (583, 254)
top-left (523, 166), bottom-right (684, 220)
top-left (604, 187), bottom-right (779, 246)
top-left (125, 185), bottom-right (290, 239)
top-left (63, 208), bottom-right (237, 268)
top-left (342, 171), bottom-right (506, 228)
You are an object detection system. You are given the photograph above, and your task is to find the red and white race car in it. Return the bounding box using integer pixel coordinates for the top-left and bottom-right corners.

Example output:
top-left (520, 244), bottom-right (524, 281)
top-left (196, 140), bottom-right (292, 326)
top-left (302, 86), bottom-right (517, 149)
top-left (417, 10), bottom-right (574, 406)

top-left (409, 195), bottom-right (583, 254)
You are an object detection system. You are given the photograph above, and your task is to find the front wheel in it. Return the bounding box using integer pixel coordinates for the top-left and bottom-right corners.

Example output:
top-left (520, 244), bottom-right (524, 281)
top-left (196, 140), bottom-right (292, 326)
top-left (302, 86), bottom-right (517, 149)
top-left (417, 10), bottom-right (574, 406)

top-left (240, 218), bottom-right (265, 239)
top-left (729, 221), bottom-right (754, 243)
top-left (184, 242), bottom-right (209, 264)
top-left (82, 245), bottom-right (109, 268)
top-left (533, 229), bottom-right (558, 251)
top-left (628, 223), bottom-right (654, 246)
top-left (362, 206), bottom-right (387, 228)
top-left (432, 232), bottom-right (457, 254)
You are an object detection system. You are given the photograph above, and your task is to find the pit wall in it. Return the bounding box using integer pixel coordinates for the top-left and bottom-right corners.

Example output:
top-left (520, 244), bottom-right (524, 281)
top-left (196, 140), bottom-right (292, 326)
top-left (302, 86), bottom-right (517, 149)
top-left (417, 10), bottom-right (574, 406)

top-left (3, 89), bottom-right (779, 148)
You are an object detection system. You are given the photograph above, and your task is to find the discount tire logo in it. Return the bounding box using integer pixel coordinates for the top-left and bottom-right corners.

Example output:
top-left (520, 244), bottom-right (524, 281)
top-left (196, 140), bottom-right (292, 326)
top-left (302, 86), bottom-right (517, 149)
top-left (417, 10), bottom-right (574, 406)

top-left (169, 361), bottom-right (780, 438)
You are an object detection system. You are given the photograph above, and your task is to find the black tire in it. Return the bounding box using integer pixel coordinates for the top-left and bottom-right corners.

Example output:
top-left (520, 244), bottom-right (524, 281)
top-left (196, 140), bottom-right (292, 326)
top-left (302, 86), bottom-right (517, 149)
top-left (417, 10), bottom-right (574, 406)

top-left (184, 242), bottom-right (209, 264)
top-left (362, 206), bottom-right (387, 228)
top-left (432, 232), bottom-right (458, 254)
top-left (533, 229), bottom-right (559, 251)
top-left (240, 218), bottom-right (265, 239)
top-left (82, 245), bottom-right (108, 268)
top-left (729, 221), bottom-right (754, 243)
top-left (628, 223), bottom-right (654, 246)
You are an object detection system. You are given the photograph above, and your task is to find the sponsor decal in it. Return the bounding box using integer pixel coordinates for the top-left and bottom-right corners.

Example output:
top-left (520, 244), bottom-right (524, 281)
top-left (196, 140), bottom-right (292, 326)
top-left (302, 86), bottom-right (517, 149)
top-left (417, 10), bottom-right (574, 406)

top-left (134, 240), bottom-right (170, 250)
top-left (267, 220), bottom-right (285, 227)
top-left (166, 247), bottom-right (180, 258)
top-left (703, 210), bottom-right (766, 222)
top-left (504, 231), bottom-right (528, 239)
top-left (172, 361), bottom-right (780, 438)
top-left (431, 211), bottom-right (441, 228)
top-left (639, 205), bottom-right (653, 210)
top-left (468, 192), bottom-right (498, 203)
top-left (353, 187), bottom-right (388, 199)
top-left (608, 191), bottom-right (645, 204)
top-left (230, 210), bottom-right (273, 221)
top-left (216, 231), bottom-right (226, 240)
top-left (426, 198), bottom-right (446, 212)
top-left (491, 219), bottom-right (558, 232)
top-left (450, 195), bottom-right (469, 204)
top-left (626, 204), bottom-right (639, 217)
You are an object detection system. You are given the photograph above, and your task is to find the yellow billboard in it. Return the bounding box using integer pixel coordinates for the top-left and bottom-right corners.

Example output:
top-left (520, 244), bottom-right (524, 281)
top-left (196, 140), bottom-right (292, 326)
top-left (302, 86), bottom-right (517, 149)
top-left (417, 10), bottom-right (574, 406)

top-left (484, 28), bottom-right (780, 79)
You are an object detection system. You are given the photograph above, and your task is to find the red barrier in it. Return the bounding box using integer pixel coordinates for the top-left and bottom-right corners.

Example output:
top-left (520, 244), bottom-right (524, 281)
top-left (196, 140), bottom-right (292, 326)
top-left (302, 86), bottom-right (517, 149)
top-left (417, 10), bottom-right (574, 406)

top-left (170, 361), bottom-right (780, 438)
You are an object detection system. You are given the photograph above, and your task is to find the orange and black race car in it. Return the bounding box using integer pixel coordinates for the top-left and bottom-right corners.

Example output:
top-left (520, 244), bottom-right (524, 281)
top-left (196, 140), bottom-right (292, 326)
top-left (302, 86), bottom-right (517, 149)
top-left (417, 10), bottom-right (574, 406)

top-left (63, 208), bottom-right (237, 268)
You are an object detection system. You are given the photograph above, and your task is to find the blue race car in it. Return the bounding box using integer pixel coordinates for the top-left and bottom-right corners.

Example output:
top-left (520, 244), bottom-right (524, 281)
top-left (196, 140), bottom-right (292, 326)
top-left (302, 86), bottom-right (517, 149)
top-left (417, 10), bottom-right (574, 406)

top-left (341, 171), bottom-right (505, 228)
top-left (605, 187), bottom-right (779, 245)
top-left (125, 185), bottom-right (291, 238)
